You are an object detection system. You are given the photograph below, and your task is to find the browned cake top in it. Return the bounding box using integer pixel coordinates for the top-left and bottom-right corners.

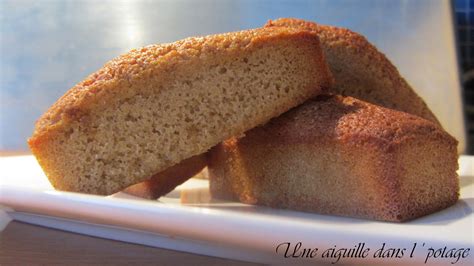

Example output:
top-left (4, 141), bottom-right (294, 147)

top-left (246, 95), bottom-right (456, 148)
top-left (265, 18), bottom-right (401, 82)
top-left (30, 26), bottom-right (319, 141)
top-left (265, 18), bottom-right (440, 125)
top-left (266, 18), bottom-right (373, 52)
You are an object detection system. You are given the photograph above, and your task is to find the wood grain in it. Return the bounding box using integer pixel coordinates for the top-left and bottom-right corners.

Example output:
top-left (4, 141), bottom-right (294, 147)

top-left (0, 150), bottom-right (31, 156)
top-left (0, 221), bottom-right (260, 265)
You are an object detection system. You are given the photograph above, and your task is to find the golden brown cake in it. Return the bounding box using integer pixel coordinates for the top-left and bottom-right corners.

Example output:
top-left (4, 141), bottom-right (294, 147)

top-left (208, 95), bottom-right (459, 222)
top-left (28, 26), bottom-right (333, 195)
top-left (265, 18), bottom-right (440, 125)
top-left (129, 18), bottom-right (444, 200)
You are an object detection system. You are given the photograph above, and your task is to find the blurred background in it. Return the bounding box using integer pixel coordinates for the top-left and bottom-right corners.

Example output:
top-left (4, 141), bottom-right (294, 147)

top-left (456, 0), bottom-right (474, 154)
top-left (0, 0), bottom-right (472, 154)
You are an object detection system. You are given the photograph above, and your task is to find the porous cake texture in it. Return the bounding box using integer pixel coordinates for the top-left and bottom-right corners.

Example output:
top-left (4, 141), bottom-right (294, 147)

top-left (29, 26), bottom-right (333, 195)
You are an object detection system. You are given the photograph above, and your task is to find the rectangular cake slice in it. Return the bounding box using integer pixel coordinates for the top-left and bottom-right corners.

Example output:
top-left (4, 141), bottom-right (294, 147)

top-left (28, 26), bottom-right (333, 195)
top-left (208, 95), bottom-right (459, 222)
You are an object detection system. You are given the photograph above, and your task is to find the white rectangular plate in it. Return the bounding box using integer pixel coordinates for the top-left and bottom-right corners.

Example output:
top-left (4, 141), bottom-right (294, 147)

top-left (1, 155), bottom-right (473, 265)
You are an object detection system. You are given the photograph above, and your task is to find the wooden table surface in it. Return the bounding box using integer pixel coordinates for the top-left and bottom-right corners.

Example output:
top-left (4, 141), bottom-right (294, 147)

top-left (0, 152), bottom-right (259, 265)
top-left (0, 221), bottom-right (259, 265)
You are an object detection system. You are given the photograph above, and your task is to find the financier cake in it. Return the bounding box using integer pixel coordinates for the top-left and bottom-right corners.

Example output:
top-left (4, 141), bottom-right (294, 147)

top-left (265, 18), bottom-right (440, 124)
top-left (128, 18), bottom-right (443, 200)
top-left (208, 95), bottom-right (459, 222)
top-left (28, 26), bottom-right (333, 195)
